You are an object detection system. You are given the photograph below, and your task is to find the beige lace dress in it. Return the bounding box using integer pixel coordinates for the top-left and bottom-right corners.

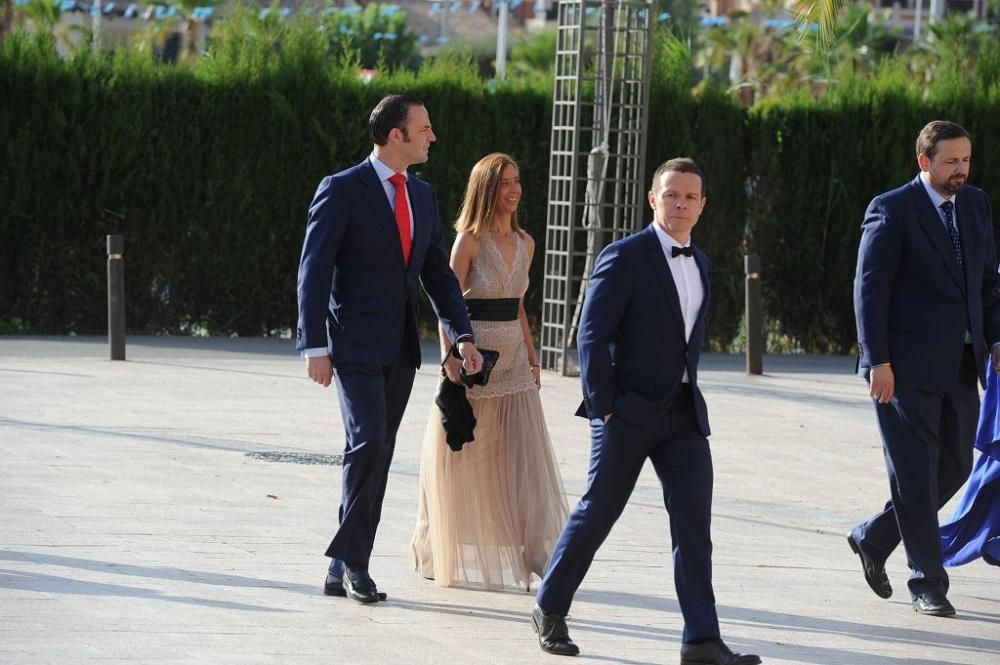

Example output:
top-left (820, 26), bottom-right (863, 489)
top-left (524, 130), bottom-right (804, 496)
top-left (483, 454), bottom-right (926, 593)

top-left (409, 232), bottom-right (569, 590)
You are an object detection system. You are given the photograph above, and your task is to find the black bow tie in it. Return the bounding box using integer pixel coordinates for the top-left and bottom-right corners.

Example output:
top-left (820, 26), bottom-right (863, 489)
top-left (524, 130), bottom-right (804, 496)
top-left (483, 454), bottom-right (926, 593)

top-left (671, 246), bottom-right (694, 258)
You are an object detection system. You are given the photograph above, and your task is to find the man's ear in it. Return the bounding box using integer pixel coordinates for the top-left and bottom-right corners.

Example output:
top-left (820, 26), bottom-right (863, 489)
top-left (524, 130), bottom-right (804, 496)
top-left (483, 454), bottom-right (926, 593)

top-left (647, 190), bottom-right (656, 210)
top-left (917, 152), bottom-right (930, 172)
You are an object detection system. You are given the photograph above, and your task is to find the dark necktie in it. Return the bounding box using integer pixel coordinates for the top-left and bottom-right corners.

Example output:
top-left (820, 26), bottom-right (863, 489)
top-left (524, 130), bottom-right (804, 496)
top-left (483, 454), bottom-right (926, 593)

top-left (672, 245), bottom-right (694, 258)
top-left (940, 200), bottom-right (964, 272)
top-left (388, 173), bottom-right (412, 265)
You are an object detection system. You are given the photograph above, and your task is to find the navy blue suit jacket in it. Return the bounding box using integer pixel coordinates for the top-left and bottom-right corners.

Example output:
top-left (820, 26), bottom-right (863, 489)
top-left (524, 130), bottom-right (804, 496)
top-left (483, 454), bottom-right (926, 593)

top-left (296, 158), bottom-right (472, 367)
top-left (577, 224), bottom-right (712, 436)
top-left (855, 175), bottom-right (1000, 391)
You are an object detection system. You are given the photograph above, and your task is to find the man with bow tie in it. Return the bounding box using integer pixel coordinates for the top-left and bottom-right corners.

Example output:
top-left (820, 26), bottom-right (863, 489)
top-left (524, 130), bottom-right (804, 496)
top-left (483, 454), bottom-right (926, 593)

top-left (851, 120), bottom-right (1000, 617)
top-left (296, 94), bottom-right (482, 604)
top-left (531, 158), bottom-right (760, 665)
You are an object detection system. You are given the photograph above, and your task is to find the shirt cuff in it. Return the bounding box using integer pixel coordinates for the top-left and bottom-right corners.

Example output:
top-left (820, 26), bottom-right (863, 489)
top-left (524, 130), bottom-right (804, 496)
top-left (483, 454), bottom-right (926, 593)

top-left (302, 347), bottom-right (329, 358)
top-left (454, 334), bottom-right (475, 345)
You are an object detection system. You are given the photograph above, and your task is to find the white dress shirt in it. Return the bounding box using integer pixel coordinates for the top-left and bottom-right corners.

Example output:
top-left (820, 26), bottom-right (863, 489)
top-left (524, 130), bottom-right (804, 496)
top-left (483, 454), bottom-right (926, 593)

top-left (652, 223), bottom-right (704, 382)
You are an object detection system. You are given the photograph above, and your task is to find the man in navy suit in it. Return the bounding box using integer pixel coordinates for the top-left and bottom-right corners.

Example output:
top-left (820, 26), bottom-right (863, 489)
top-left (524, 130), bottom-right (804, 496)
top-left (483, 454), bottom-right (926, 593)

top-left (851, 120), bottom-right (1000, 616)
top-left (296, 94), bottom-right (482, 603)
top-left (531, 159), bottom-right (760, 665)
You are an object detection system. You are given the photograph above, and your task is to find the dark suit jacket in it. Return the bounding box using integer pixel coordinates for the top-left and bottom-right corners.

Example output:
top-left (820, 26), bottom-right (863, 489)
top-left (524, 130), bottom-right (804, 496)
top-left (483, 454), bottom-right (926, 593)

top-left (855, 175), bottom-right (1000, 390)
top-left (577, 224), bottom-right (712, 436)
top-left (296, 157), bottom-right (472, 367)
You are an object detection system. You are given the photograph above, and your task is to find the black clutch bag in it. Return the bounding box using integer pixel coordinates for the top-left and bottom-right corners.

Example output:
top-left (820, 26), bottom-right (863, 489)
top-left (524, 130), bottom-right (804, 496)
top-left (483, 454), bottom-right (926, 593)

top-left (447, 343), bottom-right (500, 387)
top-left (461, 348), bottom-right (500, 387)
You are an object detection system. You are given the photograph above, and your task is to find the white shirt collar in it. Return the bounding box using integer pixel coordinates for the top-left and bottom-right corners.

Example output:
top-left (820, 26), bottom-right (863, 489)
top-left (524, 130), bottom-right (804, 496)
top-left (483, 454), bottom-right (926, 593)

top-left (919, 171), bottom-right (955, 210)
top-left (370, 153), bottom-right (405, 183)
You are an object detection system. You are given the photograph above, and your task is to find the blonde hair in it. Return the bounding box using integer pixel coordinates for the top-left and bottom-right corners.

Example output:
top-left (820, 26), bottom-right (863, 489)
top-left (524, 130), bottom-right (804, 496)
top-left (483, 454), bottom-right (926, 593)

top-left (454, 153), bottom-right (523, 236)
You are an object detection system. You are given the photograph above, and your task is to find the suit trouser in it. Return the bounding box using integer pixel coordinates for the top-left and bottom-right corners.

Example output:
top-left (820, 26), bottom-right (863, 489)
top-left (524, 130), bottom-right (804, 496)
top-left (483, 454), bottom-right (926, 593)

top-left (536, 386), bottom-right (719, 643)
top-left (854, 346), bottom-right (978, 596)
top-left (325, 357), bottom-right (416, 574)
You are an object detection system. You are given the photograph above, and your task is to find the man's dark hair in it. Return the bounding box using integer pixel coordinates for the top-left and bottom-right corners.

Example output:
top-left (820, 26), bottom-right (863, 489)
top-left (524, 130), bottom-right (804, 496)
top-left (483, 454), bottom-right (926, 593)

top-left (651, 157), bottom-right (705, 196)
top-left (915, 121), bottom-right (971, 159)
top-left (369, 94), bottom-right (424, 146)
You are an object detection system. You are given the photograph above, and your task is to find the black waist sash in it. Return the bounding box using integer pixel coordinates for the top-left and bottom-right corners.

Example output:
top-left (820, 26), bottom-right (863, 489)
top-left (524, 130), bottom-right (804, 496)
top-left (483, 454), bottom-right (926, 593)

top-left (465, 298), bottom-right (519, 321)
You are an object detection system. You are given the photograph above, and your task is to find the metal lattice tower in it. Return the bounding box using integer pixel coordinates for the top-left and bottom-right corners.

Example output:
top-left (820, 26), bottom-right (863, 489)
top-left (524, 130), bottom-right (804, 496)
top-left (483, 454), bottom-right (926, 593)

top-left (540, 0), bottom-right (654, 375)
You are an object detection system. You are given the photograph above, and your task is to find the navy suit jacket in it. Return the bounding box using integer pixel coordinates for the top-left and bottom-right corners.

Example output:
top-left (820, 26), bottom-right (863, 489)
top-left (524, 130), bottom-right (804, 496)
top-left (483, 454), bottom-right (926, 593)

top-left (577, 224), bottom-right (712, 436)
top-left (296, 158), bottom-right (472, 367)
top-left (855, 175), bottom-right (1000, 391)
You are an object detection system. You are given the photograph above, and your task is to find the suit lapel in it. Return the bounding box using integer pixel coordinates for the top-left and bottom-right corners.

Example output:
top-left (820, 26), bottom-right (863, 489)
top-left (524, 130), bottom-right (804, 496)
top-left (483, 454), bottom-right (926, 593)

top-left (406, 179), bottom-right (428, 276)
top-left (956, 192), bottom-right (980, 296)
top-left (643, 226), bottom-right (687, 340)
top-left (693, 248), bottom-right (710, 330)
top-left (683, 248), bottom-right (710, 383)
top-left (910, 177), bottom-right (965, 293)
top-left (359, 158), bottom-right (407, 266)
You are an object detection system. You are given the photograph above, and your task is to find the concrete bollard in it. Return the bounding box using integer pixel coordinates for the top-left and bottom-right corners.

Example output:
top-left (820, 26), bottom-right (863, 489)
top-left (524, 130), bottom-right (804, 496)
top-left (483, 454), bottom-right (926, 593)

top-left (745, 254), bottom-right (763, 375)
top-left (107, 235), bottom-right (125, 361)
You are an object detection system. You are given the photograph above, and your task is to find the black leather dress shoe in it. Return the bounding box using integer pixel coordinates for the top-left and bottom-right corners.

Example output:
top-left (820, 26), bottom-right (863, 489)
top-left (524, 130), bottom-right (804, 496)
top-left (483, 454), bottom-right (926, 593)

top-left (912, 590), bottom-right (956, 617)
top-left (531, 605), bottom-right (579, 656)
top-left (343, 568), bottom-right (381, 604)
top-left (324, 573), bottom-right (347, 597)
top-left (680, 639), bottom-right (761, 665)
top-left (325, 572), bottom-right (387, 601)
top-left (847, 533), bottom-right (892, 599)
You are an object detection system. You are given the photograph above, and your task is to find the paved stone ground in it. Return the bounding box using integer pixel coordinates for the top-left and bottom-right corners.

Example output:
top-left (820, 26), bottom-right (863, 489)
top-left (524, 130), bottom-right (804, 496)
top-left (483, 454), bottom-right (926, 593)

top-left (1, 337), bottom-right (997, 665)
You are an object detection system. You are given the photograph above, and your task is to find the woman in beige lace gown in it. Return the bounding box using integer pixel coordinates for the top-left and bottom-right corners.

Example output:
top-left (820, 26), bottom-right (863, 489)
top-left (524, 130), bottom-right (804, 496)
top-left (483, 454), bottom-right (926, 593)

top-left (410, 153), bottom-right (569, 590)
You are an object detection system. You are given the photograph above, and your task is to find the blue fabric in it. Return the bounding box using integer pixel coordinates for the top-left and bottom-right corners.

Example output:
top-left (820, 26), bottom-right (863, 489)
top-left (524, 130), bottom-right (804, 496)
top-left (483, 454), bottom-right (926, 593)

top-left (940, 364), bottom-right (1000, 567)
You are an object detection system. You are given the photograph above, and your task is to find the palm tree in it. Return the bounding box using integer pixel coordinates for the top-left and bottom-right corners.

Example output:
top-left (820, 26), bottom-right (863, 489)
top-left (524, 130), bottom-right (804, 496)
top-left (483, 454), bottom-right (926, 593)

top-left (21, 0), bottom-right (61, 31)
top-left (1, 0), bottom-right (14, 48)
top-left (19, 0), bottom-right (64, 48)
top-left (174, 0), bottom-right (223, 60)
top-left (906, 13), bottom-right (980, 90)
top-left (143, 0), bottom-right (222, 61)
top-left (791, 0), bottom-right (853, 43)
top-left (925, 13), bottom-right (977, 55)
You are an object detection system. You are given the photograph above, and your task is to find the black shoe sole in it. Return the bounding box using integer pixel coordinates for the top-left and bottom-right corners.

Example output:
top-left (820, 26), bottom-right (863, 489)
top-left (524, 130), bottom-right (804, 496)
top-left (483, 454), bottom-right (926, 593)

top-left (327, 586), bottom-right (386, 601)
top-left (681, 657), bottom-right (761, 665)
top-left (913, 603), bottom-right (956, 617)
top-left (847, 534), bottom-right (892, 599)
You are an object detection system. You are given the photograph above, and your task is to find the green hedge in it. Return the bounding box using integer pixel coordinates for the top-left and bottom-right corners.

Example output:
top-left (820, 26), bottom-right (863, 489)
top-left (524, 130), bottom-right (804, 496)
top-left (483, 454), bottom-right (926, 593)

top-left (3, 28), bottom-right (1000, 353)
top-left (0, 30), bottom-right (555, 336)
top-left (745, 57), bottom-right (1000, 351)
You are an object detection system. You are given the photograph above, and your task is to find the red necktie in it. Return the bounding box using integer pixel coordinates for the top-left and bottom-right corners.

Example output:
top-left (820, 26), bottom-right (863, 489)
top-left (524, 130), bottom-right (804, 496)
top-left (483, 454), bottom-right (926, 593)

top-left (388, 173), bottom-right (412, 265)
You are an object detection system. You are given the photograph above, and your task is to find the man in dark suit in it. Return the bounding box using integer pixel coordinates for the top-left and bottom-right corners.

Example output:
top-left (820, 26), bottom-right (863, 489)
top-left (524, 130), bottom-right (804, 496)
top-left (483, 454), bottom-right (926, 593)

top-left (851, 120), bottom-right (1000, 616)
top-left (296, 94), bottom-right (482, 604)
top-left (530, 159), bottom-right (760, 665)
